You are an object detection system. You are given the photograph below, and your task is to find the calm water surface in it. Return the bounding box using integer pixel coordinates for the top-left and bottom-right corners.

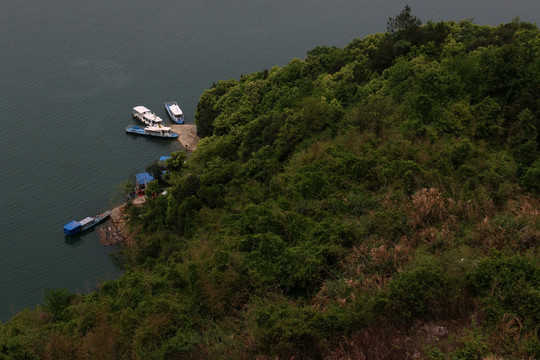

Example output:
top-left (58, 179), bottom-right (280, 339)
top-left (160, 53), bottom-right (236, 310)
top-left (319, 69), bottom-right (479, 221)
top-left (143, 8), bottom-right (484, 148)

top-left (1, 0), bottom-right (539, 320)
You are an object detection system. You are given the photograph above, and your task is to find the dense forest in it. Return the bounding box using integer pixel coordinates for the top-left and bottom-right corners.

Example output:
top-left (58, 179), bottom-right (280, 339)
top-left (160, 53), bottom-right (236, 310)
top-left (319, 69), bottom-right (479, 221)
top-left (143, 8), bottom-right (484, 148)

top-left (2, 8), bottom-right (540, 359)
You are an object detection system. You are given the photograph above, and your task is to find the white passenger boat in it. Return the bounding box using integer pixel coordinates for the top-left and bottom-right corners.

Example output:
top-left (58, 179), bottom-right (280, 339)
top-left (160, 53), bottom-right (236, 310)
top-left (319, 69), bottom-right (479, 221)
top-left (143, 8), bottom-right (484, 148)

top-left (164, 101), bottom-right (184, 124)
top-left (125, 125), bottom-right (178, 138)
top-left (132, 106), bottom-right (164, 127)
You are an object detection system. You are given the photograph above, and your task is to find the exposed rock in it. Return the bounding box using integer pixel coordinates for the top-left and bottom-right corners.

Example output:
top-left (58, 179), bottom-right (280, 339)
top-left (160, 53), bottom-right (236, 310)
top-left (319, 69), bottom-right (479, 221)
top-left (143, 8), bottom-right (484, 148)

top-left (419, 323), bottom-right (449, 339)
top-left (98, 204), bottom-right (134, 246)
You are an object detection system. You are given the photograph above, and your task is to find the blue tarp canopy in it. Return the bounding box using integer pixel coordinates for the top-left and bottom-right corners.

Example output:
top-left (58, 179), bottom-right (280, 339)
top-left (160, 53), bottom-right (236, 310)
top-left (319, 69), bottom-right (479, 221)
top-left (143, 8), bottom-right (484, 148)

top-left (63, 220), bottom-right (80, 230)
top-left (159, 156), bottom-right (171, 162)
top-left (63, 220), bottom-right (82, 235)
top-left (136, 172), bottom-right (155, 185)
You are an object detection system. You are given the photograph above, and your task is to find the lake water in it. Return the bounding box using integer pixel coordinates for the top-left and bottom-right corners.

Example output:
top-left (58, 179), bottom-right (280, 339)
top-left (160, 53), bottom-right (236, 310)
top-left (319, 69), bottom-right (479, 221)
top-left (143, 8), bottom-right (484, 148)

top-left (1, 0), bottom-right (539, 321)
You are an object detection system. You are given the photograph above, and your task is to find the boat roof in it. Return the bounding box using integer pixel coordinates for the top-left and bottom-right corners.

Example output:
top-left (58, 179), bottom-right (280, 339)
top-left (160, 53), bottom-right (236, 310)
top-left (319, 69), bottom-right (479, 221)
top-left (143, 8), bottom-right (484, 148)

top-left (159, 156), bottom-right (171, 162)
top-left (63, 220), bottom-right (80, 231)
top-left (169, 104), bottom-right (183, 116)
top-left (142, 113), bottom-right (162, 122)
top-left (133, 106), bottom-right (151, 113)
top-left (146, 126), bottom-right (171, 131)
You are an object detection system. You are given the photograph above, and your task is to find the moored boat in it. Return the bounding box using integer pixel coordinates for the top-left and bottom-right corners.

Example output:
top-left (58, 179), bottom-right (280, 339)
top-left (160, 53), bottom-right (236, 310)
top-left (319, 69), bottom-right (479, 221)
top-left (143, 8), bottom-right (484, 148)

top-left (63, 210), bottom-right (112, 236)
top-left (132, 106), bottom-right (164, 127)
top-left (164, 101), bottom-right (184, 124)
top-left (125, 125), bottom-right (179, 138)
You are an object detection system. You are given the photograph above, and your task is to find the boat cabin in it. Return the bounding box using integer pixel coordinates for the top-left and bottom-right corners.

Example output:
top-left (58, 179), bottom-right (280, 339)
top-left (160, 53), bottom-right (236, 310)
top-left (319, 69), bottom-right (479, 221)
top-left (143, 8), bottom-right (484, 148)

top-left (132, 106), bottom-right (163, 127)
top-left (63, 220), bottom-right (82, 236)
top-left (78, 217), bottom-right (94, 227)
top-left (169, 104), bottom-right (183, 117)
top-left (146, 126), bottom-right (172, 136)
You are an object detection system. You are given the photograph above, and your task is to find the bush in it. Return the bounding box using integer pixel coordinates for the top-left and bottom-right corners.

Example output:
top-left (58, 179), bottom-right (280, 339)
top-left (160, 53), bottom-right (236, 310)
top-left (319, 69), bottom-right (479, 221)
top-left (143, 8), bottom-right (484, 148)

top-left (253, 300), bottom-right (353, 358)
top-left (466, 254), bottom-right (540, 328)
top-left (43, 288), bottom-right (74, 321)
top-left (376, 258), bottom-right (458, 325)
top-left (522, 159), bottom-right (540, 194)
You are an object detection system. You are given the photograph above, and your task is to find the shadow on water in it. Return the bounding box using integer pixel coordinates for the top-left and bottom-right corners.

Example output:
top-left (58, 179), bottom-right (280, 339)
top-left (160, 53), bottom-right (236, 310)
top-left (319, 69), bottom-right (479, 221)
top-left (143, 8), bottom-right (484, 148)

top-left (64, 230), bottom-right (91, 247)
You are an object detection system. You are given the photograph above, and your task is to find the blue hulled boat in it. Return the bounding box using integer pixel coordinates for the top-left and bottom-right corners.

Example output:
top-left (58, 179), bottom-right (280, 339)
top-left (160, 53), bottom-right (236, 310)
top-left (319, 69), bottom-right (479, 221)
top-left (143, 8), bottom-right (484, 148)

top-left (125, 125), bottom-right (178, 138)
top-left (164, 101), bottom-right (184, 124)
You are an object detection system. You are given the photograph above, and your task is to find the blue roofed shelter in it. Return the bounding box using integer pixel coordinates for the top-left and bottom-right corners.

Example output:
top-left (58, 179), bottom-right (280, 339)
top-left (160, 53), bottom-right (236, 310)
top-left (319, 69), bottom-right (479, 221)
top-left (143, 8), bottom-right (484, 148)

top-left (135, 172), bottom-right (155, 195)
top-left (136, 172), bottom-right (155, 186)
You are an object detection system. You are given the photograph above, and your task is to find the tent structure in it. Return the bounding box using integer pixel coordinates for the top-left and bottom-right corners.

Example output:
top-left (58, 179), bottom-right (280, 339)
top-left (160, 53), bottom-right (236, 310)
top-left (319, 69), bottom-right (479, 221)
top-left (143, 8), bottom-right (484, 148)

top-left (136, 172), bottom-right (155, 186)
top-left (135, 172), bottom-right (154, 196)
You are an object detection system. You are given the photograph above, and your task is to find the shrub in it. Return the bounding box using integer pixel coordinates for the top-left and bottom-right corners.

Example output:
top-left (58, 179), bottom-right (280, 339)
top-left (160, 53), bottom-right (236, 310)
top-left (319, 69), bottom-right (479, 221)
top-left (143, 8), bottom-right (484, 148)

top-left (43, 288), bottom-right (74, 321)
top-left (376, 257), bottom-right (460, 325)
top-left (466, 254), bottom-right (540, 328)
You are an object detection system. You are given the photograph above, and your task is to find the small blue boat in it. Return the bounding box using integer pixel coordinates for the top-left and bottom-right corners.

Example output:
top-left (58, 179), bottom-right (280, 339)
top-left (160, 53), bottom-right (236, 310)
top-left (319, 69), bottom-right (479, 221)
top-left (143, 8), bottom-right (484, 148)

top-left (63, 210), bottom-right (112, 236)
top-left (164, 101), bottom-right (184, 124)
top-left (125, 125), bottom-right (179, 138)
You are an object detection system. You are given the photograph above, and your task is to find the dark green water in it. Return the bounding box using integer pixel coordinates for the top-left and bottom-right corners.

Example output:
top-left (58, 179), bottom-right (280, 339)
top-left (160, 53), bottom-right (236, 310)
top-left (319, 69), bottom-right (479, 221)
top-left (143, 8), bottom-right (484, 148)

top-left (1, 0), bottom-right (539, 321)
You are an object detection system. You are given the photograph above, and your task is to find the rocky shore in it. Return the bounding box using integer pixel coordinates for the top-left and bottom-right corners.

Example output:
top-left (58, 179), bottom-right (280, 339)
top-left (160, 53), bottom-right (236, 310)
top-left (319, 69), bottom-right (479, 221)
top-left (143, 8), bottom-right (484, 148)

top-left (98, 204), bottom-right (135, 246)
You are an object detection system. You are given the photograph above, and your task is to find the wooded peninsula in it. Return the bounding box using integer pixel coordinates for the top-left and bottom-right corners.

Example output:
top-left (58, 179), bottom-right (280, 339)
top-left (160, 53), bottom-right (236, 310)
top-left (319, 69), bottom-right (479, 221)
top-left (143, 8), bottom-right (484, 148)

top-left (2, 8), bottom-right (540, 359)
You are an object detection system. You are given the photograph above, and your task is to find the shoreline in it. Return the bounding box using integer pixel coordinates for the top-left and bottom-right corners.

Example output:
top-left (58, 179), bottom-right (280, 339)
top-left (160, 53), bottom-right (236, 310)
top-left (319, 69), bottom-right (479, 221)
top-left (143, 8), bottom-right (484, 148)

top-left (98, 125), bottom-right (199, 246)
top-left (98, 195), bottom-right (147, 246)
top-left (98, 203), bottom-right (135, 246)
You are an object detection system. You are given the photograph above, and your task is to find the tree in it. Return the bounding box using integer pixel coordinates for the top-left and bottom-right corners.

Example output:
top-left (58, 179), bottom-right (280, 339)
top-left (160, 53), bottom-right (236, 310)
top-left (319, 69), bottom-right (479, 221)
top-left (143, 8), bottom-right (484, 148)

top-left (146, 160), bottom-right (163, 183)
top-left (195, 90), bottom-right (218, 138)
top-left (43, 288), bottom-right (73, 321)
top-left (123, 179), bottom-right (135, 197)
top-left (165, 151), bottom-right (187, 172)
top-left (509, 108), bottom-right (539, 172)
top-left (387, 4), bottom-right (422, 35)
top-left (144, 180), bottom-right (160, 199)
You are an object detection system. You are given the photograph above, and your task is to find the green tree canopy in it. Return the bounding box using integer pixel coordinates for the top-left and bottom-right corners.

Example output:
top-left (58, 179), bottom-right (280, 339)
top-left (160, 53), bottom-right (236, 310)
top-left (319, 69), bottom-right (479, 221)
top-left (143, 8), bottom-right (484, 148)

top-left (165, 150), bottom-right (187, 172)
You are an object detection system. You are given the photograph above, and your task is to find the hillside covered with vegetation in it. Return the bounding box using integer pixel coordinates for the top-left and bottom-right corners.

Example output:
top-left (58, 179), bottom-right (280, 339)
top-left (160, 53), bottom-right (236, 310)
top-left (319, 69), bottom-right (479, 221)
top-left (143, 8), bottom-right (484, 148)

top-left (2, 9), bottom-right (540, 359)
